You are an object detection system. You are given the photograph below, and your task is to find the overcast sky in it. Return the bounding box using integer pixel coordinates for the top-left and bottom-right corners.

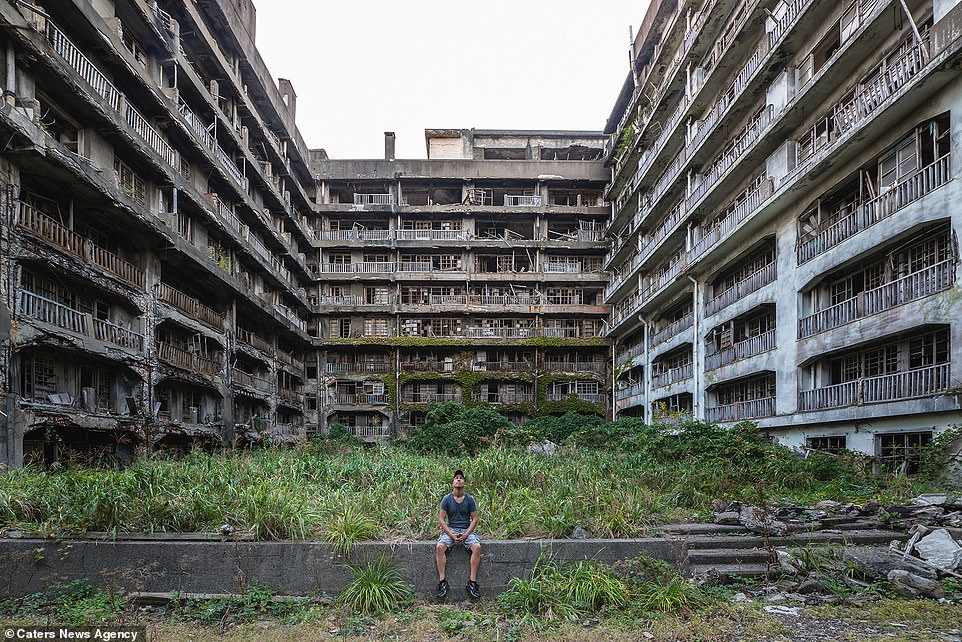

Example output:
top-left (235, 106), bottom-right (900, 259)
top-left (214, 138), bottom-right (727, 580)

top-left (254, 1), bottom-right (641, 159)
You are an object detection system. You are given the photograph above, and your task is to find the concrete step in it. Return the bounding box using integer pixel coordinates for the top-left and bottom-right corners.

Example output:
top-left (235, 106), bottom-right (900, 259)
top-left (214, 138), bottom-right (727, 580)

top-left (688, 562), bottom-right (771, 578)
top-left (686, 548), bottom-right (773, 564)
top-left (684, 529), bottom-right (907, 550)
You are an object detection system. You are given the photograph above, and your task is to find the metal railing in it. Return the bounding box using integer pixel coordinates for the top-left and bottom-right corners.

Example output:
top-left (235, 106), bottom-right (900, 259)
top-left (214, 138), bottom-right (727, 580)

top-left (317, 262), bottom-right (396, 274)
top-left (705, 261), bottom-right (777, 317)
top-left (354, 194), bottom-right (395, 206)
top-left (125, 103), bottom-right (177, 168)
top-left (542, 361), bottom-right (606, 373)
top-left (799, 260), bottom-right (955, 337)
top-left (397, 229), bottom-right (467, 241)
top-left (545, 392), bottom-right (606, 404)
top-left (400, 392), bottom-right (463, 403)
top-left (651, 362), bottom-right (693, 388)
top-left (797, 156), bottom-right (951, 263)
top-left (504, 195), bottom-right (542, 207)
top-left (798, 363), bottom-right (950, 411)
top-left (326, 361), bottom-right (390, 374)
top-left (650, 312), bottom-right (694, 348)
top-left (44, 21), bottom-right (121, 110)
top-left (706, 396), bottom-right (776, 422)
top-left (705, 328), bottom-right (776, 371)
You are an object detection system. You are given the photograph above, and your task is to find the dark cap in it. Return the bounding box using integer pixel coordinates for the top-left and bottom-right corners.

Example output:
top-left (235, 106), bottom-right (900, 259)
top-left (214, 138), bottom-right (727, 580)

top-left (453, 469), bottom-right (465, 480)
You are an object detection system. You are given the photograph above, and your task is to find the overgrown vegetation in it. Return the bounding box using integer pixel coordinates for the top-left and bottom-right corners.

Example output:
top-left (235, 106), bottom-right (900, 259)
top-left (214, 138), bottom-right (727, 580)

top-left (336, 557), bottom-right (414, 615)
top-left (0, 413), bottom-right (953, 540)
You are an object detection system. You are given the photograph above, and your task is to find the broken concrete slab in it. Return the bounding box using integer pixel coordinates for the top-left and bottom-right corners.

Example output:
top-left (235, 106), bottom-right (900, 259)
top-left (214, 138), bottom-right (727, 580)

top-left (912, 528), bottom-right (962, 572)
top-left (844, 546), bottom-right (938, 581)
top-left (887, 569), bottom-right (945, 599)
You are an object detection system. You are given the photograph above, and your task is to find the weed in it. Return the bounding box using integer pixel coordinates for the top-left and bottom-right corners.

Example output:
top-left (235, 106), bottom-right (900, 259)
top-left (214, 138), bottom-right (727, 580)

top-left (323, 504), bottom-right (379, 557)
top-left (336, 556), bottom-right (413, 615)
top-left (637, 576), bottom-right (702, 613)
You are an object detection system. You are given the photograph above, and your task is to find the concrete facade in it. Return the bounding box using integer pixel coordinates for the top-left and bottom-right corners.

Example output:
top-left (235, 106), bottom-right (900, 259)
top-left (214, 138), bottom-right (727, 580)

top-left (1, 0), bottom-right (961, 466)
top-left (309, 130), bottom-right (611, 438)
top-left (606, 0), bottom-right (962, 466)
top-left (0, 0), bottom-right (316, 466)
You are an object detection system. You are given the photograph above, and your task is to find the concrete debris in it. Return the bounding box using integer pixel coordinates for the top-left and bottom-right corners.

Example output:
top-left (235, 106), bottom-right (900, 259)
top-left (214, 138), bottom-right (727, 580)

top-left (738, 506), bottom-right (788, 536)
top-left (764, 605), bottom-right (802, 616)
top-left (911, 528), bottom-right (962, 572)
top-left (570, 525), bottom-right (592, 540)
top-left (528, 440), bottom-right (558, 456)
top-left (844, 546), bottom-right (938, 581)
top-left (713, 511), bottom-right (741, 525)
top-left (887, 569), bottom-right (946, 599)
top-left (776, 549), bottom-right (803, 575)
top-left (813, 500), bottom-right (843, 512)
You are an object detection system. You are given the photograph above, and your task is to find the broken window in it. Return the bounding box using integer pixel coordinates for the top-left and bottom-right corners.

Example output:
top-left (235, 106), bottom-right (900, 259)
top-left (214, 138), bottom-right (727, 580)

top-left (877, 431), bottom-right (932, 474)
top-left (807, 435), bottom-right (847, 454)
top-left (23, 352), bottom-right (58, 401)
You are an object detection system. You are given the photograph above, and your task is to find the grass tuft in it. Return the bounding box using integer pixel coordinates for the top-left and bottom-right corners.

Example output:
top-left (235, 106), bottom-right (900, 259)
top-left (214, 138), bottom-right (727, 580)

top-left (336, 556), bottom-right (413, 615)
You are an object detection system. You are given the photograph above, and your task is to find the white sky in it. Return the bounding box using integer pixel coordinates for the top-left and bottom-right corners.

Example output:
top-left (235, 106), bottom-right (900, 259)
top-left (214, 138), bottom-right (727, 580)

top-left (253, 1), bottom-right (641, 159)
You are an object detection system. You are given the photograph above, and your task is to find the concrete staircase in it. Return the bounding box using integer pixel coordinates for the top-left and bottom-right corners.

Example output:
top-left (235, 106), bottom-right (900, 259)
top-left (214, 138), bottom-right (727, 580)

top-left (667, 521), bottom-right (910, 578)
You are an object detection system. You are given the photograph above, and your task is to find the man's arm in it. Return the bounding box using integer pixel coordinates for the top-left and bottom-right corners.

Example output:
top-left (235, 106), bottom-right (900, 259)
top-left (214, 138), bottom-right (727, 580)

top-left (439, 508), bottom-right (455, 539)
top-left (464, 510), bottom-right (478, 539)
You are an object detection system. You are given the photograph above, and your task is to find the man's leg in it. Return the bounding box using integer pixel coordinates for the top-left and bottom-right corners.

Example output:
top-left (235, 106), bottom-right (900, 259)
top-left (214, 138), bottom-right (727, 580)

top-left (469, 542), bottom-right (481, 582)
top-left (435, 542), bottom-right (448, 580)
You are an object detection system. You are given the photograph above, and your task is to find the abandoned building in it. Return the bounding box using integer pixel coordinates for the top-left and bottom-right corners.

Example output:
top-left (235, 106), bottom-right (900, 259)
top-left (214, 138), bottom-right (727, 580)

top-left (310, 130), bottom-right (610, 439)
top-left (605, 0), bottom-right (962, 463)
top-left (0, 0), bottom-right (960, 468)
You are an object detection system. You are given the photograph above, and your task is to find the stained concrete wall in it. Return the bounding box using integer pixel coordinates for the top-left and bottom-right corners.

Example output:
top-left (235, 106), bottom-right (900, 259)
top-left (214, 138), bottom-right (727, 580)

top-left (0, 538), bottom-right (686, 599)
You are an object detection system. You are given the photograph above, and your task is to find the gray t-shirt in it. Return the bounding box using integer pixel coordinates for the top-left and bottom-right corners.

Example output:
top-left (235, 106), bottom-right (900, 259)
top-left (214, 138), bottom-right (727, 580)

top-left (441, 492), bottom-right (476, 530)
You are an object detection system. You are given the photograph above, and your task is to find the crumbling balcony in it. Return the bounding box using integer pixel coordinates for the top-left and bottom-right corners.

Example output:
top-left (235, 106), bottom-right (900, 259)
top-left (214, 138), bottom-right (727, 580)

top-left (236, 327), bottom-right (274, 356)
top-left (799, 363), bottom-right (950, 412)
top-left (157, 283), bottom-right (224, 331)
top-left (18, 291), bottom-right (145, 353)
top-left (16, 203), bottom-right (146, 289)
top-left (706, 373), bottom-right (776, 422)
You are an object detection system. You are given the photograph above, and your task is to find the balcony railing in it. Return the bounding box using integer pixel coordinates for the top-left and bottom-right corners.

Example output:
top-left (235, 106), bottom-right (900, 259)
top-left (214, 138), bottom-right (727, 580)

top-left (354, 194), bottom-right (395, 206)
top-left (474, 360), bottom-right (533, 372)
top-left (615, 343), bottom-right (646, 366)
top-left (157, 282), bottom-right (224, 331)
top-left (706, 396), bottom-right (776, 422)
top-left (17, 203), bottom-right (146, 288)
top-left (156, 341), bottom-right (196, 370)
top-left (237, 327), bottom-right (273, 355)
top-left (705, 261), bottom-right (777, 317)
top-left (650, 312), bottom-right (693, 348)
top-left (543, 361), bottom-right (606, 373)
top-left (326, 361), bottom-right (390, 374)
top-left (19, 291), bottom-right (145, 352)
top-left (504, 195), bottom-right (542, 207)
top-left (397, 229), bottom-right (467, 241)
top-left (799, 259), bottom-right (955, 338)
top-left (480, 392), bottom-right (535, 404)
top-left (352, 425), bottom-right (393, 440)
top-left (401, 392), bottom-right (463, 403)
top-left (318, 262), bottom-right (396, 274)
top-left (796, 156), bottom-right (951, 264)
top-left (278, 387), bottom-right (305, 406)
top-left (464, 327), bottom-right (538, 339)
top-left (545, 392), bottom-right (606, 404)
top-left (125, 103), bottom-right (177, 168)
top-left (651, 362), bottom-right (693, 388)
top-left (231, 370), bottom-right (272, 392)
top-left (705, 328), bottom-right (776, 371)
top-left (798, 363), bottom-right (950, 411)
top-left (214, 145), bottom-right (248, 191)
top-left (92, 318), bottom-right (145, 352)
top-left (317, 228), bottom-right (393, 241)
top-left (44, 20), bottom-right (121, 110)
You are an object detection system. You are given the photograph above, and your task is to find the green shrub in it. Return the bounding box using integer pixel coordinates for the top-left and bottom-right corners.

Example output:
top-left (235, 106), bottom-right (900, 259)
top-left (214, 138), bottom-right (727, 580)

top-left (337, 557), bottom-right (413, 614)
top-left (512, 412), bottom-right (606, 445)
top-left (406, 402), bottom-right (512, 454)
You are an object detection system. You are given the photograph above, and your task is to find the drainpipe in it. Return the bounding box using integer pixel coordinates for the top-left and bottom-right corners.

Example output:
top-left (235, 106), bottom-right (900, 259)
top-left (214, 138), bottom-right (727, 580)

top-left (641, 316), bottom-right (651, 423)
top-left (687, 275), bottom-right (701, 420)
top-left (5, 41), bottom-right (15, 100)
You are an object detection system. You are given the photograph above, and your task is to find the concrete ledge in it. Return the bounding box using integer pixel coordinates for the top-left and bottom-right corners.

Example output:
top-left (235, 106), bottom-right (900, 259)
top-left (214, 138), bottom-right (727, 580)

top-left (0, 538), bottom-right (686, 599)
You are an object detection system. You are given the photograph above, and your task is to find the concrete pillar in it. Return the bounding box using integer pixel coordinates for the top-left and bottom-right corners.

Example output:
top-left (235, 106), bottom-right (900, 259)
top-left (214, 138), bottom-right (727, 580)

top-left (384, 132), bottom-right (396, 160)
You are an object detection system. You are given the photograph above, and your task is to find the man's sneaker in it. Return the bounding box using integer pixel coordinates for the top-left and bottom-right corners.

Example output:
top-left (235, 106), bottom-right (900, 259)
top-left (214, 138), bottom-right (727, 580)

top-left (466, 580), bottom-right (481, 599)
top-left (436, 579), bottom-right (449, 599)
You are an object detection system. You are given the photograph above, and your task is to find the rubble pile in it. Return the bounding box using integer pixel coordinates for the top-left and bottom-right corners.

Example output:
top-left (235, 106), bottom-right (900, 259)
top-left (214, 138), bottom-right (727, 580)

top-left (712, 494), bottom-right (962, 536)
top-left (704, 494), bottom-right (962, 604)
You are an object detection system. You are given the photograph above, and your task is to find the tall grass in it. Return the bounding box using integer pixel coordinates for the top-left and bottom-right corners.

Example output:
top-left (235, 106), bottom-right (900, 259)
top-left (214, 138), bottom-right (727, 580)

top-left (0, 421), bottom-right (941, 540)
